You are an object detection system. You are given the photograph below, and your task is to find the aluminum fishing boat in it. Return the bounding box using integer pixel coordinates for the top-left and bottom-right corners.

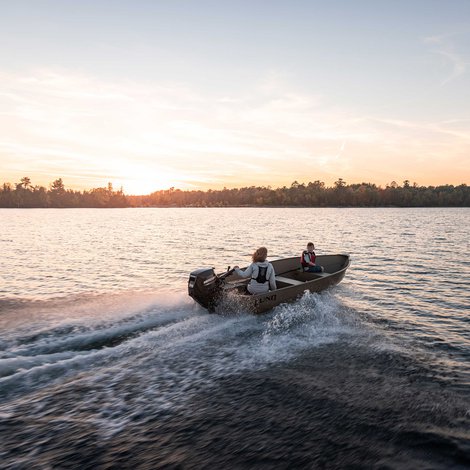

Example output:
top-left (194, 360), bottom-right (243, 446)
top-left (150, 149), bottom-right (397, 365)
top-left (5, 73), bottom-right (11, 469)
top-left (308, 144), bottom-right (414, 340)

top-left (188, 254), bottom-right (350, 314)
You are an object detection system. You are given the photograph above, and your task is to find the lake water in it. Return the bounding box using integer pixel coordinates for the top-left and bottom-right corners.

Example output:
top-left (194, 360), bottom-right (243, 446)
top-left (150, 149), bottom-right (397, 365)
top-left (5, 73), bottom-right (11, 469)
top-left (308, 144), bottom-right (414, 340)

top-left (0, 208), bottom-right (469, 468)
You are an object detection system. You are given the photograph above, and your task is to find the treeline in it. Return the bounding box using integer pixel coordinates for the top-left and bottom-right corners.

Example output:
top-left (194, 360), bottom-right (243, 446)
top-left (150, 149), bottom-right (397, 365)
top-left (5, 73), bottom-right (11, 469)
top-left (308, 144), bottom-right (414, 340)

top-left (129, 179), bottom-right (470, 207)
top-left (1, 177), bottom-right (469, 208)
top-left (0, 177), bottom-right (128, 208)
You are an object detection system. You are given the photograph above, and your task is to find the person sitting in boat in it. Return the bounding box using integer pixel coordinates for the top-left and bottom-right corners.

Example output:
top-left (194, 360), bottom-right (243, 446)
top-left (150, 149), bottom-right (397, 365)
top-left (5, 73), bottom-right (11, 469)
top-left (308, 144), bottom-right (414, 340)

top-left (233, 247), bottom-right (277, 295)
top-left (301, 242), bottom-right (324, 273)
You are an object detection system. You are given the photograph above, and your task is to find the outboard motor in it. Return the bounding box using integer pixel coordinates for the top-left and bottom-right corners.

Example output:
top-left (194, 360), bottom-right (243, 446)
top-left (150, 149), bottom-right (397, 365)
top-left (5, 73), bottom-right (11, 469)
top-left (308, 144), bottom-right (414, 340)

top-left (188, 268), bottom-right (220, 311)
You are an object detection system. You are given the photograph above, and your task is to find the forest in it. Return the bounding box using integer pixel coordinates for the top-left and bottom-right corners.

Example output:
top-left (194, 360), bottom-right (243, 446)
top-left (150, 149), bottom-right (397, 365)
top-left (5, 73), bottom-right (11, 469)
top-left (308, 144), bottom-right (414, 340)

top-left (0, 177), bottom-right (128, 208)
top-left (1, 177), bottom-right (469, 208)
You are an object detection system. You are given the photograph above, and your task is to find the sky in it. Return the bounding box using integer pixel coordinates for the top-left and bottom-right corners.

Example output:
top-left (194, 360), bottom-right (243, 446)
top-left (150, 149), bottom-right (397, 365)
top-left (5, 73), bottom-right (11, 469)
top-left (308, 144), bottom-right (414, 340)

top-left (1, 0), bottom-right (469, 194)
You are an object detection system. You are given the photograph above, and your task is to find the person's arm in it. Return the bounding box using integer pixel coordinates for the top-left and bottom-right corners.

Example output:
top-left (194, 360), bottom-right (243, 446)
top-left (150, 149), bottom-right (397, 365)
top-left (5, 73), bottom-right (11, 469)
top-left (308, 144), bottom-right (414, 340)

top-left (302, 252), bottom-right (314, 266)
top-left (307, 253), bottom-right (316, 266)
top-left (268, 264), bottom-right (277, 290)
top-left (234, 264), bottom-right (254, 279)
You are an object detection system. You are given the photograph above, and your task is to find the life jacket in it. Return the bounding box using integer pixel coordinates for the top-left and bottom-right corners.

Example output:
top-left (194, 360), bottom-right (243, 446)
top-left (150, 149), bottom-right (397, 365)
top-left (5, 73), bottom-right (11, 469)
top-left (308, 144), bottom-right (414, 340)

top-left (301, 250), bottom-right (316, 267)
top-left (253, 264), bottom-right (268, 283)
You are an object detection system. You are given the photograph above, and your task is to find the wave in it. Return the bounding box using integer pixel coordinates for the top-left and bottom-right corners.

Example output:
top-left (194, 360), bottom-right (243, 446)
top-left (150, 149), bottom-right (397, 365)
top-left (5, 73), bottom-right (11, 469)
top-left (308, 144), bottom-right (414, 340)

top-left (2, 285), bottom-right (464, 418)
top-left (1, 287), bottom-right (469, 470)
top-left (0, 289), bottom-right (359, 405)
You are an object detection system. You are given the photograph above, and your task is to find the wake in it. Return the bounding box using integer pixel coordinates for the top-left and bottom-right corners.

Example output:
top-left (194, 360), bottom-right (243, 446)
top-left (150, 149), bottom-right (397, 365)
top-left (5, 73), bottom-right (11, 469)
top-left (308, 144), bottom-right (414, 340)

top-left (0, 290), bottom-right (359, 406)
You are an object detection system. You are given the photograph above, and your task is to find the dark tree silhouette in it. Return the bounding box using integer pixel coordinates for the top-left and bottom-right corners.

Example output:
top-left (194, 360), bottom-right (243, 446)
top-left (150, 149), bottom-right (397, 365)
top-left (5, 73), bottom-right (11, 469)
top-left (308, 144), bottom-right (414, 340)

top-left (0, 178), bottom-right (130, 208)
top-left (0, 177), bottom-right (468, 208)
top-left (127, 180), bottom-right (469, 208)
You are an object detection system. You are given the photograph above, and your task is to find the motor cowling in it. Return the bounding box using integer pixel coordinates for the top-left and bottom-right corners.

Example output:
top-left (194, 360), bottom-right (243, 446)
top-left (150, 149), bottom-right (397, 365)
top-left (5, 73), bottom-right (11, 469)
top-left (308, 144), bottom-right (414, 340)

top-left (188, 268), bottom-right (220, 311)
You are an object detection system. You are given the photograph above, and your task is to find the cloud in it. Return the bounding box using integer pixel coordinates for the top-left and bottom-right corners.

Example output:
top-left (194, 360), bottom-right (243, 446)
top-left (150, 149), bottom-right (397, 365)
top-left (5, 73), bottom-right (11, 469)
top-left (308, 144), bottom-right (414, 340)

top-left (424, 33), bottom-right (469, 85)
top-left (0, 69), bottom-right (361, 187)
top-left (0, 68), bottom-right (468, 192)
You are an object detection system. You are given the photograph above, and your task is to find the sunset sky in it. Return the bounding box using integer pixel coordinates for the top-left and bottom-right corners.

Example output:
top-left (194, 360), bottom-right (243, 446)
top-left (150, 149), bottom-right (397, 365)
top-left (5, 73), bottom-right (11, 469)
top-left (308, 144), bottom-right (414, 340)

top-left (1, 0), bottom-right (469, 194)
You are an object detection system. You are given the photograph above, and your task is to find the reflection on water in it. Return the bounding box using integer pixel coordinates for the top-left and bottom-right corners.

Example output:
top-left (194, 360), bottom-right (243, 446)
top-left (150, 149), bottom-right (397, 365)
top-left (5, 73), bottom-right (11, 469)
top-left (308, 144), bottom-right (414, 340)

top-left (0, 208), bottom-right (469, 468)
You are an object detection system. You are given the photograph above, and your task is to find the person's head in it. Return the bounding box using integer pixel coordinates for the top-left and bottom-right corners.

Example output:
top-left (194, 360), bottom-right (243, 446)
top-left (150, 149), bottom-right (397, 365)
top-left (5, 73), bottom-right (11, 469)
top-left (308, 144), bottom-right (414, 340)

top-left (252, 246), bottom-right (268, 263)
top-left (307, 242), bottom-right (315, 252)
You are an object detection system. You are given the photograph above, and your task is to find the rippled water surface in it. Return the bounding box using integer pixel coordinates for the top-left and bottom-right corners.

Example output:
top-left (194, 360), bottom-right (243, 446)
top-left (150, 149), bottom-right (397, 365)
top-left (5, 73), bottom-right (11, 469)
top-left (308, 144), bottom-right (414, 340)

top-left (1, 208), bottom-right (469, 469)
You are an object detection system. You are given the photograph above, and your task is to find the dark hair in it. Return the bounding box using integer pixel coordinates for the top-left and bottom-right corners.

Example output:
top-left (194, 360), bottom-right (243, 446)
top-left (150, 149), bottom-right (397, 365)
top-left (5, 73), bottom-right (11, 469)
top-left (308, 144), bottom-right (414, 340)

top-left (252, 247), bottom-right (267, 263)
top-left (307, 242), bottom-right (314, 248)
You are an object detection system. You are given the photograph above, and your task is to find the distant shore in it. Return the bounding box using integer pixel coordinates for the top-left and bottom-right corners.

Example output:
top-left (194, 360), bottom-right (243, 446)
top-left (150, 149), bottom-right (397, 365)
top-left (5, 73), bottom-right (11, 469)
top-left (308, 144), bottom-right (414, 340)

top-left (1, 178), bottom-right (469, 208)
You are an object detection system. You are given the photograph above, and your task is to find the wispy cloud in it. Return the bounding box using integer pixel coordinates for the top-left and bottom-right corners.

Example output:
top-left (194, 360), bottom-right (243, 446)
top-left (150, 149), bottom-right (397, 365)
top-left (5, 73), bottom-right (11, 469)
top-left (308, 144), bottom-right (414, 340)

top-left (424, 33), bottom-right (469, 85)
top-left (0, 68), bottom-right (468, 192)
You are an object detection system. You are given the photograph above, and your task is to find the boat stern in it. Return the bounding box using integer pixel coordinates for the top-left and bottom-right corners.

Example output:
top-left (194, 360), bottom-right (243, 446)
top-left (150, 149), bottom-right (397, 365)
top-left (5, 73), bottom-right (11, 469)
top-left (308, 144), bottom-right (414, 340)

top-left (188, 267), bottom-right (220, 311)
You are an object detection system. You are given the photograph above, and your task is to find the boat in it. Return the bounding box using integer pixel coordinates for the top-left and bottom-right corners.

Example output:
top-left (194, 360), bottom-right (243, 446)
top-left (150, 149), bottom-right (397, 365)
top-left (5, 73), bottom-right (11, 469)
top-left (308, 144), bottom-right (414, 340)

top-left (188, 254), bottom-right (350, 314)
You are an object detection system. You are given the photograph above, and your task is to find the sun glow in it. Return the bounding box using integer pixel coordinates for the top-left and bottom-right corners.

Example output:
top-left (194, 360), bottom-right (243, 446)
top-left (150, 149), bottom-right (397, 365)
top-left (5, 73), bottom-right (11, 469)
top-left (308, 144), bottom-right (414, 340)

top-left (1, 64), bottom-right (469, 190)
top-left (118, 178), bottom-right (175, 195)
top-left (113, 165), bottom-right (185, 195)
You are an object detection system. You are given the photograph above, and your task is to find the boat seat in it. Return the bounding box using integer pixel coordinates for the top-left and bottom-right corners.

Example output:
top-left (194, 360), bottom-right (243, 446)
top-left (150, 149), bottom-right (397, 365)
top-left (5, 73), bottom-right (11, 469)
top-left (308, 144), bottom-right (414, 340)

top-left (275, 276), bottom-right (305, 286)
